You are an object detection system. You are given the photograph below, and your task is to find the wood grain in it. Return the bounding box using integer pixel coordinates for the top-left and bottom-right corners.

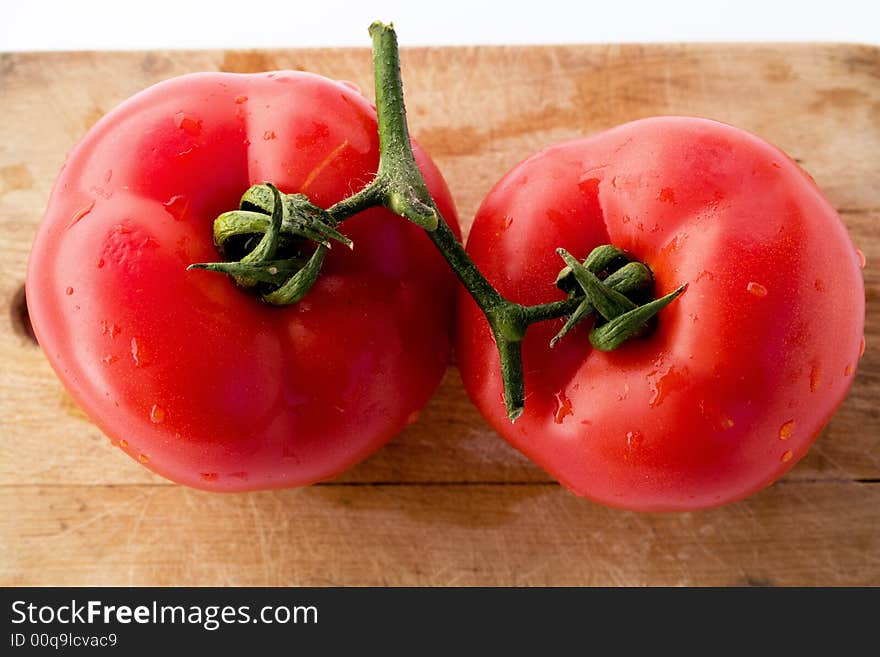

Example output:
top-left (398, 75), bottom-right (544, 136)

top-left (1, 43), bottom-right (878, 585)
top-left (2, 482), bottom-right (877, 586)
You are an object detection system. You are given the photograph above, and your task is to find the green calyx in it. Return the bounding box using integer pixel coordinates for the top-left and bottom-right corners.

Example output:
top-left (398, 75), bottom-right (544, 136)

top-left (188, 183), bottom-right (348, 305)
top-left (555, 247), bottom-right (686, 351)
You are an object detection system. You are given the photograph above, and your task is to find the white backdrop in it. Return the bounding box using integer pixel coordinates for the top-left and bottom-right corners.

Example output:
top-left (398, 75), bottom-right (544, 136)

top-left (2, 0), bottom-right (879, 51)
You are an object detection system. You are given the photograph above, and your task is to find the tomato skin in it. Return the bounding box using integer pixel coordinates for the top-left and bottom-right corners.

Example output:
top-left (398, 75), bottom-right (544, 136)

top-left (457, 117), bottom-right (865, 511)
top-left (28, 71), bottom-right (460, 491)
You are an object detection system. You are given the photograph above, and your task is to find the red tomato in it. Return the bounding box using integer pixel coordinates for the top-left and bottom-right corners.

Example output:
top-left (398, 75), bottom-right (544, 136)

top-left (28, 71), bottom-right (459, 491)
top-left (457, 117), bottom-right (865, 511)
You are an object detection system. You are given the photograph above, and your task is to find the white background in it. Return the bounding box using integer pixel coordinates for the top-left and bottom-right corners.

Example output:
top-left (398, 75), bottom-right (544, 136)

top-left (2, 0), bottom-right (879, 51)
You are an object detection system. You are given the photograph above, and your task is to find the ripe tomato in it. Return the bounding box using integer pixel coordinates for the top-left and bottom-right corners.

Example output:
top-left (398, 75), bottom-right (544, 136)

top-left (27, 71), bottom-right (459, 491)
top-left (457, 117), bottom-right (865, 511)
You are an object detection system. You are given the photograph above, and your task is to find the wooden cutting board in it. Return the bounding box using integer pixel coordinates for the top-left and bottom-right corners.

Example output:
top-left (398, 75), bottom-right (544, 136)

top-left (1, 43), bottom-right (877, 586)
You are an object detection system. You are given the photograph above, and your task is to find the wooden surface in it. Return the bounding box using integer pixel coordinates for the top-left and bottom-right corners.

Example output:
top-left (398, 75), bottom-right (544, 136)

top-left (1, 44), bottom-right (878, 586)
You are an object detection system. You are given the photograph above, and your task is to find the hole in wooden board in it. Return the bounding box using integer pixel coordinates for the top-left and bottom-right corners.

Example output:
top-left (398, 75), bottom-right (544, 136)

top-left (10, 283), bottom-right (38, 345)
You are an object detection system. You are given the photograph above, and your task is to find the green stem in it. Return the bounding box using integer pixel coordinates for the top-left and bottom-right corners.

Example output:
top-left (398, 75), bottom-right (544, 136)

top-left (522, 298), bottom-right (584, 323)
top-left (326, 182), bottom-right (384, 222)
top-left (367, 22), bottom-right (537, 418)
top-left (190, 20), bottom-right (685, 422)
top-left (363, 23), bottom-right (686, 419)
top-left (367, 23), bottom-right (439, 230)
top-left (424, 214), bottom-right (507, 313)
top-left (494, 331), bottom-right (526, 421)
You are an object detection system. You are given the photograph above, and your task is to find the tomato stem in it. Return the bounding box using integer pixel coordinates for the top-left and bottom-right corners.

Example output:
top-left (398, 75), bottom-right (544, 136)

top-left (190, 21), bottom-right (685, 422)
top-left (364, 22), bottom-right (685, 420)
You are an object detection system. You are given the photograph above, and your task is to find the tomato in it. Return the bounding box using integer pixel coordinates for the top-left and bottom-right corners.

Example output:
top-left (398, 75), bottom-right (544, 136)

top-left (457, 117), bottom-right (865, 511)
top-left (27, 71), bottom-right (459, 491)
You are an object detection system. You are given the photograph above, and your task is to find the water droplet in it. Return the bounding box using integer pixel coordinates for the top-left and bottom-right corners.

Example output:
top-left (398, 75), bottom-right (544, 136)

top-left (657, 187), bottom-right (676, 203)
top-left (161, 195), bottom-right (188, 221)
top-left (119, 439), bottom-right (128, 448)
top-left (577, 177), bottom-right (600, 197)
top-left (65, 287), bottom-right (74, 295)
top-left (810, 366), bottom-right (821, 392)
top-left (553, 391), bottom-right (573, 424)
top-left (617, 383), bottom-right (630, 401)
top-left (138, 453), bottom-right (149, 463)
top-left (648, 366), bottom-right (687, 408)
top-left (779, 420), bottom-right (795, 440)
top-left (102, 354), bottom-right (118, 365)
top-left (97, 258), bottom-right (105, 269)
top-left (174, 112), bottom-right (201, 136)
top-left (88, 183), bottom-right (112, 200)
top-left (501, 216), bottom-right (513, 230)
top-left (68, 200), bottom-right (95, 228)
top-left (149, 404), bottom-right (165, 424)
top-left (263, 130), bottom-right (276, 140)
top-left (200, 472), bottom-right (218, 482)
top-left (747, 282), bottom-right (768, 297)
top-left (234, 95), bottom-right (248, 104)
top-left (855, 248), bottom-right (866, 269)
top-left (859, 336), bottom-right (866, 358)
top-left (844, 363), bottom-right (853, 376)
top-left (661, 235), bottom-right (681, 256)
top-left (130, 337), bottom-right (150, 367)
top-left (626, 430), bottom-right (643, 448)
top-left (405, 410), bottom-right (420, 426)
top-left (781, 450), bottom-right (793, 463)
